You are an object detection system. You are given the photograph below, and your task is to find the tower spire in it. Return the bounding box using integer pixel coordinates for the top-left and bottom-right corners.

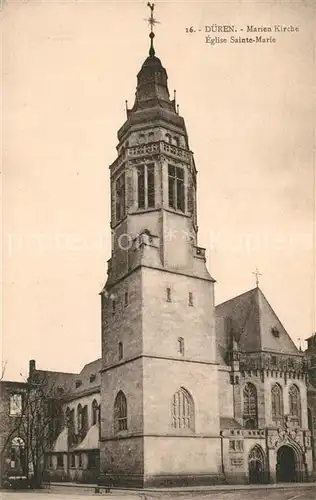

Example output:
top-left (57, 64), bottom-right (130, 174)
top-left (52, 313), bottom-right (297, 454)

top-left (146, 3), bottom-right (159, 56)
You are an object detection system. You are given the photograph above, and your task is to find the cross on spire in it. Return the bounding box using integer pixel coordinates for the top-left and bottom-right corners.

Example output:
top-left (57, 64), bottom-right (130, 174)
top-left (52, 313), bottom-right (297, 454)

top-left (145, 3), bottom-right (160, 56)
top-left (252, 267), bottom-right (262, 287)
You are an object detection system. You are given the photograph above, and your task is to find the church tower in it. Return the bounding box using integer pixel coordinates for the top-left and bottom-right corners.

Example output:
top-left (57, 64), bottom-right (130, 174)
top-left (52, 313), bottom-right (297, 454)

top-left (99, 5), bottom-right (222, 487)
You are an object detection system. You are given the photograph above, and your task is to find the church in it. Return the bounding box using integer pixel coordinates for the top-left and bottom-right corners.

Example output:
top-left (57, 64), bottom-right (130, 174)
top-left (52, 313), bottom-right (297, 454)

top-left (1, 6), bottom-right (315, 490)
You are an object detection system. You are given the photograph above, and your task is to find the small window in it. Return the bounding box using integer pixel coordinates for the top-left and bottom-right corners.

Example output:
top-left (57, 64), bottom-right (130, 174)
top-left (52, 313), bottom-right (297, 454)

top-left (112, 299), bottom-right (116, 315)
top-left (124, 291), bottom-right (128, 307)
top-left (178, 337), bottom-right (184, 356)
top-left (56, 386), bottom-right (64, 396)
top-left (46, 454), bottom-right (53, 468)
top-left (165, 133), bottom-right (172, 144)
top-left (78, 453), bottom-right (83, 468)
top-left (271, 327), bottom-right (280, 338)
top-left (166, 287), bottom-right (171, 302)
top-left (70, 453), bottom-right (76, 468)
top-left (188, 292), bottom-right (194, 306)
top-left (9, 394), bottom-right (22, 416)
top-left (75, 380), bottom-right (82, 389)
top-left (148, 132), bottom-right (154, 142)
top-left (229, 440), bottom-right (243, 451)
top-left (173, 136), bottom-right (179, 147)
top-left (118, 342), bottom-right (123, 361)
top-left (89, 374), bottom-right (96, 383)
top-left (57, 453), bottom-right (64, 468)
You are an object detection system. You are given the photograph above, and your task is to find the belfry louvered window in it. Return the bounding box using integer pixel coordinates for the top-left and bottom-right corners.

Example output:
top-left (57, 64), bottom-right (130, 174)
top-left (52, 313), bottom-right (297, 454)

top-left (115, 174), bottom-right (126, 222)
top-left (168, 165), bottom-right (185, 212)
top-left (243, 383), bottom-right (258, 429)
top-left (137, 164), bottom-right (155, 209)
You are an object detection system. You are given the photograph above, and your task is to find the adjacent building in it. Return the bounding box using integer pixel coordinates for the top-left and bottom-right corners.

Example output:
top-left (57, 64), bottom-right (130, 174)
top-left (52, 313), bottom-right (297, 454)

top-left (0, 381), bottom-right (28, 485)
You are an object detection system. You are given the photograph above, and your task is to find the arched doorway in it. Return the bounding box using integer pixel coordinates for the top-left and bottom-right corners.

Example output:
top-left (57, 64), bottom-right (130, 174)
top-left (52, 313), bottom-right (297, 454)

top-left (276, 445), bottom-right (296, 482)
top-left (248, 445), bottom-right (265, 484)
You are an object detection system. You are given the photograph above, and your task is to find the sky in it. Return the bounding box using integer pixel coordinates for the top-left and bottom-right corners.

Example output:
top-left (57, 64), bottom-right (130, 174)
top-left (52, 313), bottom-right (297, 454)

top-left (2, 0), bottom-right (315, 381)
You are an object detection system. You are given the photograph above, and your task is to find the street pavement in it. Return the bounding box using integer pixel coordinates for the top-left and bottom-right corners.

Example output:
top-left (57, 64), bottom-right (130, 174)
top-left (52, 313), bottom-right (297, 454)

top-left (1, 484), bottom-right (316, 500)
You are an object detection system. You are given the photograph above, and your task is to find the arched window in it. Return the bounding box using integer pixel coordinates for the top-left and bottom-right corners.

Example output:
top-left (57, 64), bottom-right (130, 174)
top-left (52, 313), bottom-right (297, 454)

top-left (148, 132), bottom-right (154, 142)
top-left (289, 385), bottom-right (301, 426)
top-left (92, 399), bottom-right (99, 426)
top-left (173, 136), bottom-right (179, 147)
top-left (271, 384), bottom-right (284, 425)
top-left (66, 407), bottom-right (74, 429)
top-left (114, 391), bottom-right (127, 432)
top-left (81, 405), bottom-right (88, 436)
top-left (139, 134), bottom-right (145, 144)
top-left (171, 387), bottom-right (194, 430)
top-left (243, 383), bottom-right (258, 429)
top-left (165, 133), bottom-right (171, 144)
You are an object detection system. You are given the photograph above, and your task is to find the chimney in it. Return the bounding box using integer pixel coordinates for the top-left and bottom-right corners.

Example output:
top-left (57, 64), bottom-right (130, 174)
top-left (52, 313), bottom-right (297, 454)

top-left (29, 359), bottom-right (36, 376)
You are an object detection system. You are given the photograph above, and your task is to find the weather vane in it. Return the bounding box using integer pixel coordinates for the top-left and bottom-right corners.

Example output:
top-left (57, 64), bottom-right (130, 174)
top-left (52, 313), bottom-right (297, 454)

top-left (145, 3), bottom-right (160, 56)
top-left (252, 267), bottom-right (262, 287)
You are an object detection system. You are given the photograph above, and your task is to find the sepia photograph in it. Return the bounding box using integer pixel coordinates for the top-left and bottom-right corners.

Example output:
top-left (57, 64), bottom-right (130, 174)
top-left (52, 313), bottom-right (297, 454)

top-left (1, 0), bottom-right (316, 498)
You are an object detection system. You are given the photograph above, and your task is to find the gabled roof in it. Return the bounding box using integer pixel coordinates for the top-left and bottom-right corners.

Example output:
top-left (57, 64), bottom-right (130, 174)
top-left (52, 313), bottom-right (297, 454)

top-left (70, 358), bottom-right (101, 396)
top-left (216, 287), bottom-right (300, 356)
top-left (31, 358), bottom-right (101, 399)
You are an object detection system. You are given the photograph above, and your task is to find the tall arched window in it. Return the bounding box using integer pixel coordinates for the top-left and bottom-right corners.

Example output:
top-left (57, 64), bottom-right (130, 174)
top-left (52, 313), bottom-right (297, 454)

top-left (81, 405), bottom-right (88, 436)
top-left (66, 407), bottom-right (74, 430)
top-left (114, 391), bottom-right (127, 432)
top-left (171, 387), bottom-right (194, 430)
top-left (92, 399), bottom-right (99, 426)
top-left (243, 383), bottom-right (258, 429)
top-left (271, 383), bottom-right (284, 425)
top-left (289, 385), bottom-right (301, 426)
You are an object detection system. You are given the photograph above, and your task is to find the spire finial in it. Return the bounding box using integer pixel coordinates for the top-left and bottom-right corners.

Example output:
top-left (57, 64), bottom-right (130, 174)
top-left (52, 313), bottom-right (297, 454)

top-left (252, 267), bottom-right (262, 288)
top-left (146, 3), bottom-right (159, 56)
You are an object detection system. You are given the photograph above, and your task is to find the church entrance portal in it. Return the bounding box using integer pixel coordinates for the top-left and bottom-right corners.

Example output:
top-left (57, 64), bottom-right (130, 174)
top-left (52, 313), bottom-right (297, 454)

top-left (276, 446), bottom-right (296, 482)
top-left (248, 445), bottom-right (265, 484)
